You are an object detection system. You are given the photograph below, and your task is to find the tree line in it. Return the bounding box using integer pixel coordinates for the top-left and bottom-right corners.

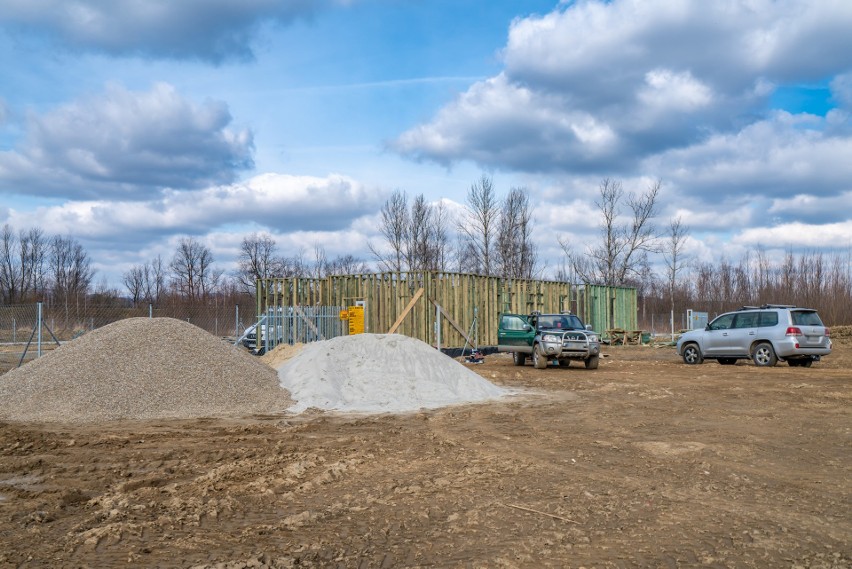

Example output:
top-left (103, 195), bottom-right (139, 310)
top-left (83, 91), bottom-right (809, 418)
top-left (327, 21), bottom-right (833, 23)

top-left (3, 175), bottom-right (851, 326)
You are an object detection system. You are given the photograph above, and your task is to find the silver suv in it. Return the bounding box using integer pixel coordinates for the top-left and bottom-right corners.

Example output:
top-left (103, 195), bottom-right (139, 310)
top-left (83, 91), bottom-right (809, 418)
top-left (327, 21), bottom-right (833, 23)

top-left (676, 305), bottom-right (831, 367)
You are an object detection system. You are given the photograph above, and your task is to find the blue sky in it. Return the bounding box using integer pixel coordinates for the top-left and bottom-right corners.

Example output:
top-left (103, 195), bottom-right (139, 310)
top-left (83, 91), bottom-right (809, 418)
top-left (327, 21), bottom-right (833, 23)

top-left (1, 0), bottom-right (851, 288)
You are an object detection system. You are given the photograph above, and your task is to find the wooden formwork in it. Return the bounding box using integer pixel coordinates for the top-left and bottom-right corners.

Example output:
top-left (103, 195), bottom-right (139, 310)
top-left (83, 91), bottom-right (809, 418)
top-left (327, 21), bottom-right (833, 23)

top-left (256, 272), bottom-right (635, 347)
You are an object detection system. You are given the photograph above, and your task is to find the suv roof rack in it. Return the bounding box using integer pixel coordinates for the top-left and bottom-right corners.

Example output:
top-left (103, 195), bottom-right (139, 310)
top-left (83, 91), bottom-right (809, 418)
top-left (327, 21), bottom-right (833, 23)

top-left (737, 304), bottom-right (797, 311)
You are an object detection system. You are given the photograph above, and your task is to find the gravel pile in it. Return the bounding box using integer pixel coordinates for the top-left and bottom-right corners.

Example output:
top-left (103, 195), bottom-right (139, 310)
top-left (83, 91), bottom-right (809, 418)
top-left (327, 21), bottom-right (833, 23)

top-left (0, 317), bottom-right (293, 423)
top-left (277, 333), bottom-right (509, 413)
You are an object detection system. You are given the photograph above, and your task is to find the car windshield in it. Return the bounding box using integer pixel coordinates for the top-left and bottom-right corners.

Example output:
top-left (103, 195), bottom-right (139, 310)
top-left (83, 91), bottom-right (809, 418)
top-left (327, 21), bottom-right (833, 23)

top-left (537, 314), bottom-right (584, 330)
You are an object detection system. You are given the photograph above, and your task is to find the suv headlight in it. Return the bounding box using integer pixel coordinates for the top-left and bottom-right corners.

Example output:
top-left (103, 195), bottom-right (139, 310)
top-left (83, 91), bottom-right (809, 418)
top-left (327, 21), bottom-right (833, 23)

top-left (542, 334), bottom-right (560, 343)
top-left (587, 334), bottom-right (599, 343)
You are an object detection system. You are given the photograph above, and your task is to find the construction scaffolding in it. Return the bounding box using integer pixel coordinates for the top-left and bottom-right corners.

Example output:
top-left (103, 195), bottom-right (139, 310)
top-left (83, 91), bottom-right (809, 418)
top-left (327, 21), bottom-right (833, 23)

top-left (256, 272), bottom-right (638, 348)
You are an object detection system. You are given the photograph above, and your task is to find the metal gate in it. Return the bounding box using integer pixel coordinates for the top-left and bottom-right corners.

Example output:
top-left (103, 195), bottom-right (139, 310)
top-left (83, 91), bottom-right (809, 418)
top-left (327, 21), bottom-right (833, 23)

top-left (245, 305), bottom-right (346, 352)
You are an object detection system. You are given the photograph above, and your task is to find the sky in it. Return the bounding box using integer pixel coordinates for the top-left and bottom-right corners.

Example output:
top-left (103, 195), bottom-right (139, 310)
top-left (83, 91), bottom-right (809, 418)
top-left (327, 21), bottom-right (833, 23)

top-left (1, 0), bottom-right (851, 290)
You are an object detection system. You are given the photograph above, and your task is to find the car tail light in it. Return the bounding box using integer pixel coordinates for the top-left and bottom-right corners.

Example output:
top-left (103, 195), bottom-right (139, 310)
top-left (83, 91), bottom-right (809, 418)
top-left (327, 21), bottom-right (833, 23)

top-left (786, 327), bottom-right (802, 336)
top-left (825, 328), bottom-right (831, 337)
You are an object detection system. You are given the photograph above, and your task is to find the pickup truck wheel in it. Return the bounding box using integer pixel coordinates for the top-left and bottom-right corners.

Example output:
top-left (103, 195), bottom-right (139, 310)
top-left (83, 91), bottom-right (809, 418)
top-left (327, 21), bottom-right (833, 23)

top-left (682, 343), bottom-right (703, 365)
top-left (752, 342), bottom-right (778, 367)
top-left (584, 354), bottom-right (599, 369)
top-left (533, 344), bottom-right (547, 369)
top-left (560, 359), bottom-right (570, 368)
top-left (512, 352), bottom-right (526, 366)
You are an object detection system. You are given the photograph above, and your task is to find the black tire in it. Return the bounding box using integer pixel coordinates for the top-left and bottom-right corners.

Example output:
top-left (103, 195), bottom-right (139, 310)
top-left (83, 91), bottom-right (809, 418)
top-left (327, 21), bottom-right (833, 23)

top-left (718, 358), bottom-right (736, 365)
top-left (560, 359), bottom-right (570, 368)
top-left (584, 354), bottom-right (599, 370)
top-left (801, 359), bottom-right (813, 368)
top-left (682, 343), bottom-right (703, 365)
top-left (752, 342), bottom-right (778, 367)
top-left (513, 352), bottom-right (526, 366)
top-left (533, 343), bottom-right (548, 369)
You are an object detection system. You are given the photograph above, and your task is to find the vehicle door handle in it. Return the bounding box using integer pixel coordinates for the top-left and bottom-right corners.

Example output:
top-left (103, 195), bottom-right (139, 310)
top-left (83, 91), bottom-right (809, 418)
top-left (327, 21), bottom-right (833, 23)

top-left (749, 332), bottom-right (755, 335)
top-left (722, 332), bottom-right (728, 336)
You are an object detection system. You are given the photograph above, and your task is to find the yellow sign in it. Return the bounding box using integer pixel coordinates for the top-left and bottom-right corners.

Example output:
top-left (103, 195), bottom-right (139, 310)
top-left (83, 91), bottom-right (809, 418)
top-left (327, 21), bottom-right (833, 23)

top-left (339, 310), bottom-right (349, 320)
top-left (347, 305), bottom-right (365, 335)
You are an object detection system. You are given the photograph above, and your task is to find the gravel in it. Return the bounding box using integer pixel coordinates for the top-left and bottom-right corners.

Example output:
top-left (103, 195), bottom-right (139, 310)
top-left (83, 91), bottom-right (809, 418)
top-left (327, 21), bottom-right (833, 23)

top-left (0, 317), bottom-right (293, 423)
top-left (277, 333), bottom-right (509, 413)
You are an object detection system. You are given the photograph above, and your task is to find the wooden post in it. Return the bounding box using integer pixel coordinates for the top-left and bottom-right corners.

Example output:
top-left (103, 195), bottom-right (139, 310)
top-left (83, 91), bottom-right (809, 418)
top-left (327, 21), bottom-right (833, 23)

top-left (388, 287), bottom-right (424, 334)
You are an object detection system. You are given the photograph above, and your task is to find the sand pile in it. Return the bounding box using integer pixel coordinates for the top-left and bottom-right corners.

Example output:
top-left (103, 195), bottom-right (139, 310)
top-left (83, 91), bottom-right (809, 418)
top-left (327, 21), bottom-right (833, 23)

top-left (277, 333), bottom-right (508, 413)
top-left (0, 318), bottom-right (292, 423)
top-left (261, 342), bottom-right (305, 368)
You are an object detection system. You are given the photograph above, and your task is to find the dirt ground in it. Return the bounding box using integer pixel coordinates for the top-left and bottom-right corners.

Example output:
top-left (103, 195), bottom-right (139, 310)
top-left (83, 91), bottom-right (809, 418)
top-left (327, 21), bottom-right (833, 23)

top-left (1, 341), bottom-right (850, 568)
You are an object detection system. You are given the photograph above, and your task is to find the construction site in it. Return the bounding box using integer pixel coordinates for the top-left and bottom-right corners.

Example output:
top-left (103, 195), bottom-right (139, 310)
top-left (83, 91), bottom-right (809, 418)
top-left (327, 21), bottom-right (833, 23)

top-left (0, 273), bottom-right (849, 568)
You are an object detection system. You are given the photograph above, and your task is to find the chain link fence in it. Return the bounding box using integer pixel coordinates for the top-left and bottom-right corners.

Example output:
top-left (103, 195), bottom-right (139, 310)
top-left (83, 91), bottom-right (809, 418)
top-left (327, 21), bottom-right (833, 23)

top-left (0, 302), bottom-right (287, 375)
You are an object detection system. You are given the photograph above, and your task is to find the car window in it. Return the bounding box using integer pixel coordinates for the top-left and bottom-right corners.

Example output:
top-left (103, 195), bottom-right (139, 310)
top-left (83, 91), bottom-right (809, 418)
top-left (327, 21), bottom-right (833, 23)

top-left (538, 315), bottom-right (558, 328)
top-left (501, 315), bottom-right (528, 331)
top-left (733, 312), bottom-right (759, 328)
top-left (564, 315), bottom-right (584, 329)
top-left (758, 311), bottom-right (779, 327)
top-left (708, 313), bottom-right (735, 330)
top-left (791, 311), bottom-right (824, 326)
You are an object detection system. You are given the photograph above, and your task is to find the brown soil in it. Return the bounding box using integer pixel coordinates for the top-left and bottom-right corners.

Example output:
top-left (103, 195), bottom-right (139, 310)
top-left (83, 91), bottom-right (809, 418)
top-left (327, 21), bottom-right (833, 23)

top-left (1, 341), bottom-right (850, 568)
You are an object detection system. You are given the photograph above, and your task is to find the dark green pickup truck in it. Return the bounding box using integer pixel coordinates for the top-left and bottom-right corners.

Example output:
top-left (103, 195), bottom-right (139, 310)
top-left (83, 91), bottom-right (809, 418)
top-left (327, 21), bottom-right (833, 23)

top-left (497, 312), bottom-right (601, 369)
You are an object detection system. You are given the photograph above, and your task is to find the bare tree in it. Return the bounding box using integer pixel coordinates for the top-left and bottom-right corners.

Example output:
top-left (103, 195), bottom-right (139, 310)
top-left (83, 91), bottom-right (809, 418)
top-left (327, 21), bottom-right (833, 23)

top-left (459, 174), bottom-right (499, 276)
top-left (428, 200), bottom-right (452, 271)
top-left (496, 187), bottom-right (539, 279)
top-left (369, 189), bottom-right (409, 272)
top-left (405, 194), bottom-right (433, 271)
top-left (122, 264), bottom-right (147, 305)
top-left (236, 233), bottom-right (287, 292)
top-left (560, 178), bottom-right (660, 286)
top-left (169, 237), bottom-right (217, 301)
top-left (49, 235), bottom-right (95, 322)
top-left (325, 254), bottom-right (370, 276)
top-left (311, 243), bottom-right (328, 278)
top-left (0, 224), bottom-right (22, 304)
top-left (371, 190), bottom-right (453, 273)
top-left (662, 216), bottom-right (689, 337)
top-left (146, 255), bottom-right (166, 303)
top-left (0, 225), bottom-right (47, 303)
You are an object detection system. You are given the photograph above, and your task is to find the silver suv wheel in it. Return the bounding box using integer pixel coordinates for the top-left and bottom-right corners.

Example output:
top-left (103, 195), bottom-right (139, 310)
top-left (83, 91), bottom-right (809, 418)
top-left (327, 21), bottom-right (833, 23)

top-left (682, 344), bottom-right (703, 365)
top-left (752, 342), bottom-right (778, 367)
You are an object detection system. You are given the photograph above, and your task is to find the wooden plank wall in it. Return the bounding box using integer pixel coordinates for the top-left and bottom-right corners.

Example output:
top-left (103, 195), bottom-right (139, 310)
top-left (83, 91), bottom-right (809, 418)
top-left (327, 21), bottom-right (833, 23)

top-left (576, 284), bottom-right (638, 334)
top-left (256, 272), bottom-right (634, 347)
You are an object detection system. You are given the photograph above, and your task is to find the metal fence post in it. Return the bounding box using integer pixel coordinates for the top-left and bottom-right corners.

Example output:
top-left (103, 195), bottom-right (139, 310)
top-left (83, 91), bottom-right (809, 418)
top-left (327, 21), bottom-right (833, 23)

top-left (149, 303), bottom-right (153, 318)
top-left (37, 301), bottom-right (43, 358)
top-left (235, 304), bottom-right (239, 337)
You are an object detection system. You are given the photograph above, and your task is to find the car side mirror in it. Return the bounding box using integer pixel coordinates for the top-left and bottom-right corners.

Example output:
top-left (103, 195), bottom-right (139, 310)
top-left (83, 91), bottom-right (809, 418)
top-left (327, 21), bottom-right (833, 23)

top-left (585, 324), bottom-right (592, 331)
top-left (523, 325), bottom-right (533, 332)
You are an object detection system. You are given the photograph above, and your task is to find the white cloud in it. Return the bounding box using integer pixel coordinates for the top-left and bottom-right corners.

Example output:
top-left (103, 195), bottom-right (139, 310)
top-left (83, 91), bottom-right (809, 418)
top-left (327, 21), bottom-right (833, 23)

top-left (0, 0), bottom-right (331, 62)
top-left (644, 111), bottom-right (852, 208)
top-left (0, 83), bottom-right (254, 199)
top-left (394, 74), bottom-right (621, 172)
top-left (639, 69), bottom-right (713, 112)
top-left (396, 0), bottom-right (852, 174)
top-left (733, 220), bottom-right (852, 249)
top-left (6, 172), bottom-right (383, 240)
top-left (768, 192), bottom-right (852, 223)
